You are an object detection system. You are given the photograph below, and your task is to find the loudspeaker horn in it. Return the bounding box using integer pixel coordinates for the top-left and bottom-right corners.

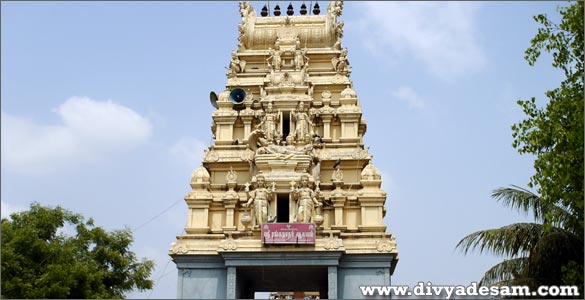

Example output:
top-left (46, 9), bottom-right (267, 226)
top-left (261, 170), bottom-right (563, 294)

top-left (209, 91), bottom-right (219, 109)
top-left (229, 88), bottom-right (246, 105)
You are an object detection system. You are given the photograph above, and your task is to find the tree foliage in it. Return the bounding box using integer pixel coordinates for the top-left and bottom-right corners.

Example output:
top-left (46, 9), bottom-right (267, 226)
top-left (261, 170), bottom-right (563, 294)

top-left (1, 203), bottom-right (154, 299)
top-left (457, 2), bottom-right (584, 295)
top-left (456, 187), bottom-right (583, 294)
top-left (512, 1), bottom-right (584, 291)
top-left (512, 1), bottom-right (583, 238)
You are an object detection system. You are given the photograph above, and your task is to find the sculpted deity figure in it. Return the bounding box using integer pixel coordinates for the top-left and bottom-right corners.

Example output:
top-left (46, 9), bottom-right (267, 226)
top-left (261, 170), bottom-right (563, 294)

top-left (244, 174), bottom-right (276, 228)
top-left (266, 46), bottom-right (282, 71)
top-left (251, 129), bottom-right (312, 157)
top-left (291, 174), bottom-right (322, 223)
top-left (227, 50), bottom-right (244, 76)
top-left (332, 47), bottom-right (350, 75)
top-left (255, 101), bottom-right (280, 144)
top-left (294, 45), bottom-right (309, 71)
top-left (293, 102), bottom-right (314, 143)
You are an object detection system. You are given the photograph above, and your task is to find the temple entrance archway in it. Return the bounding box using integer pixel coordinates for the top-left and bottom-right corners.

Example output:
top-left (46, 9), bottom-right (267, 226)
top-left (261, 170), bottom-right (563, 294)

top-left (238, 266), bottom-right (327, 299)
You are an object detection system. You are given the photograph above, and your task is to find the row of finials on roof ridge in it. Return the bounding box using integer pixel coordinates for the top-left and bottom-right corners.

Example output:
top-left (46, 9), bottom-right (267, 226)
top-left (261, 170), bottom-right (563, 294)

top-left (259, 2), bottom-right (322, 17)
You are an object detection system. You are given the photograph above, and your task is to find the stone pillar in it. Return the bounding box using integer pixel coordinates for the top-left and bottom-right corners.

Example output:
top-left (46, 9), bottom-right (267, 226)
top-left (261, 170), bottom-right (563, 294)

top-left (226, 266), bottom-right (236, 299)
top-left (331, 198), bottom-right (346, 230)
top-left (213, 91), bottom-right (239, 145)
top-left (338, 114), bottom-right (360, 143)
top-left (321, 114), bottom-right (333, 142)
top-left (328, 266), bottom-right (338, 299)
top-left (240, 109), bottom-right (255, 143)
top-left (223, 201), bottom-right (237, 231)
top-left (222, 170), bottom-right (239, 231)
top-left (331, 174), bottom-right (347, 230)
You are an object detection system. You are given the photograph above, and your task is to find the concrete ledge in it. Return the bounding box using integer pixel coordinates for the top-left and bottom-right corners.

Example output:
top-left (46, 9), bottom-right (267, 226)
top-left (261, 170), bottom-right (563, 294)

top-left (221, 251), bottom-right (343, 266)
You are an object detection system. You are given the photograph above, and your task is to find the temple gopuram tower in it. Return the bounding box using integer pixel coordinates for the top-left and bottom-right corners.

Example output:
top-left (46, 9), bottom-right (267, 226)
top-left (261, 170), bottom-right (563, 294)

top-left (170, 2), bottom-right (398, 298)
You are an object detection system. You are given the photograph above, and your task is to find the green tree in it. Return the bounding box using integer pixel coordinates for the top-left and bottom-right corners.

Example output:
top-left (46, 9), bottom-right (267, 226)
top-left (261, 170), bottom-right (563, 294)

top-left (513, 2), bottom-right (583, 239)
top-left (1, 203), bottom-right (154, 299)
top-left (513, 1), bottom-right (584, 290)
top-left (456, 186), bottom-right (583, 294)
top-left (457, 2), bottom-right (584, 295)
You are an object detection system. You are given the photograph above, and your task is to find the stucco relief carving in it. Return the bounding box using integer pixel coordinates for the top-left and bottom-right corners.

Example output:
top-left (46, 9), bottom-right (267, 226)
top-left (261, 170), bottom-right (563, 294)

top-left (323, 237), bottom-right (342, 250)
top-left (171, 243), bottom-right (189, 254)
top-left (333, 21), bottom-right (344, 50)
top-left (376, 239), bottom-right (395, 253)
top-left (332, 48), bottom-right (351, 75)
top-left (332, 73), bottom-right (350, 84)
top-left (240, 149), bottom-right (255, 161)
top-left (227, 50), bottom-right (246, 77)
top-left (255, 101), bottom-right (281, 145)
top-left (266, 46), bottom-right (282, 72)
top-left (292, 102), bottom-right (314, 144)
top-left (226, 167), bottom-right (237, 183)
top-left (328, 1), bottom-right (343, 19)
top-left (277, 25), bottom-right (298, 44)
top-left (205, 151), bottom-right (219, 162)
top-left (290, 174), bottom-right (322, 223)
top-left (332, 167), bottom-right (344, 182)
top-left (238, 2), bottom-right (255, 50)
top-left (227, 77), bottom-right (241, 86)
top-left (243, 174), bottom-right (276, 228)
top-left (219, 238), bottom-right (238, 251)
top-left (322, 89), bottom-right (332, 100)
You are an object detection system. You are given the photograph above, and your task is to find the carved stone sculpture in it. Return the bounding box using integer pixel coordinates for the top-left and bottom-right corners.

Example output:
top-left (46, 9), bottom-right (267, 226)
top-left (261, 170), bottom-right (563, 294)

top-left (227, 50), bottom-right (245, 77)
top-left (291, 174), bottom-right (321, 223)
top-left (328, 1), bottom-right (344, 22)
top-left (294, 47), bottom-right (309, 71)
top-left (239, 1), bottom-right (253, 20)
top-left (255, 101), bottom-right (280, 144)
top-left (249, 129), bottom-right (313, 158)
top-left (292, 102), bottom-right (314, 144)
top-left (333, 21), bottom-right (344, 50)
top-left (266, 46), bottom-right (282, 71)
top-left (332, 47), bottom-right (350, 75)
top-left (243, 174), bottom-right (276, 228)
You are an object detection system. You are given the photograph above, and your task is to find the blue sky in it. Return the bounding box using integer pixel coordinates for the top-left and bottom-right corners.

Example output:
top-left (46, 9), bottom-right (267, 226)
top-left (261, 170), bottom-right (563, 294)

top-left (1, 1), bottom-right (565, 298)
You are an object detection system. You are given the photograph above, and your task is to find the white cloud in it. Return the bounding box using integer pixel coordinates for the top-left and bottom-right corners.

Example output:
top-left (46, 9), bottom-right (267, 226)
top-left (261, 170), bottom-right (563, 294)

top-left (1, 201), bottom-right (28, 219)
top-left (169, 137), bottom-right (208, 168)
top-left (392, 86), bottom-right (426, 110)
top-left (1, 97), bottom-right (152, 175)
top-left (356, 2), bottom-right (486, 80)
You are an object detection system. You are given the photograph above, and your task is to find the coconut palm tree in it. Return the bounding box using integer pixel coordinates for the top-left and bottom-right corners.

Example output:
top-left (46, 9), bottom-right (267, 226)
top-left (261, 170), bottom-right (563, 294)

top-left (456, 185), bottom-right (583, 292)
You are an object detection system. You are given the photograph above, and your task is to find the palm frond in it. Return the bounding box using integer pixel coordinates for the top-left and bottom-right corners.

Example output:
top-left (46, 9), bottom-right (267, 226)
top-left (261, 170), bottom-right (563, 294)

top-left (456, 223), bottom-right (545, 257)
top-left (479, 257), bottom-right (529, 286)
top-left (492, 185), bottom-right (575, 228)
top-left (528, 230), bottom-right (584, 284)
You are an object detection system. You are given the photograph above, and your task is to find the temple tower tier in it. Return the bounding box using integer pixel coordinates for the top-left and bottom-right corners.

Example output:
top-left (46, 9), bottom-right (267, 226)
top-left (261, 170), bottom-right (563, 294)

top-left (171, 2), bottom-right (398, 298)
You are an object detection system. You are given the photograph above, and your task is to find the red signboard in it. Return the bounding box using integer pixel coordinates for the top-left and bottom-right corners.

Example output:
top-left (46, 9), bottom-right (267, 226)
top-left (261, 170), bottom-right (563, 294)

top-left (261, 223), bottom-right (316, 244)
